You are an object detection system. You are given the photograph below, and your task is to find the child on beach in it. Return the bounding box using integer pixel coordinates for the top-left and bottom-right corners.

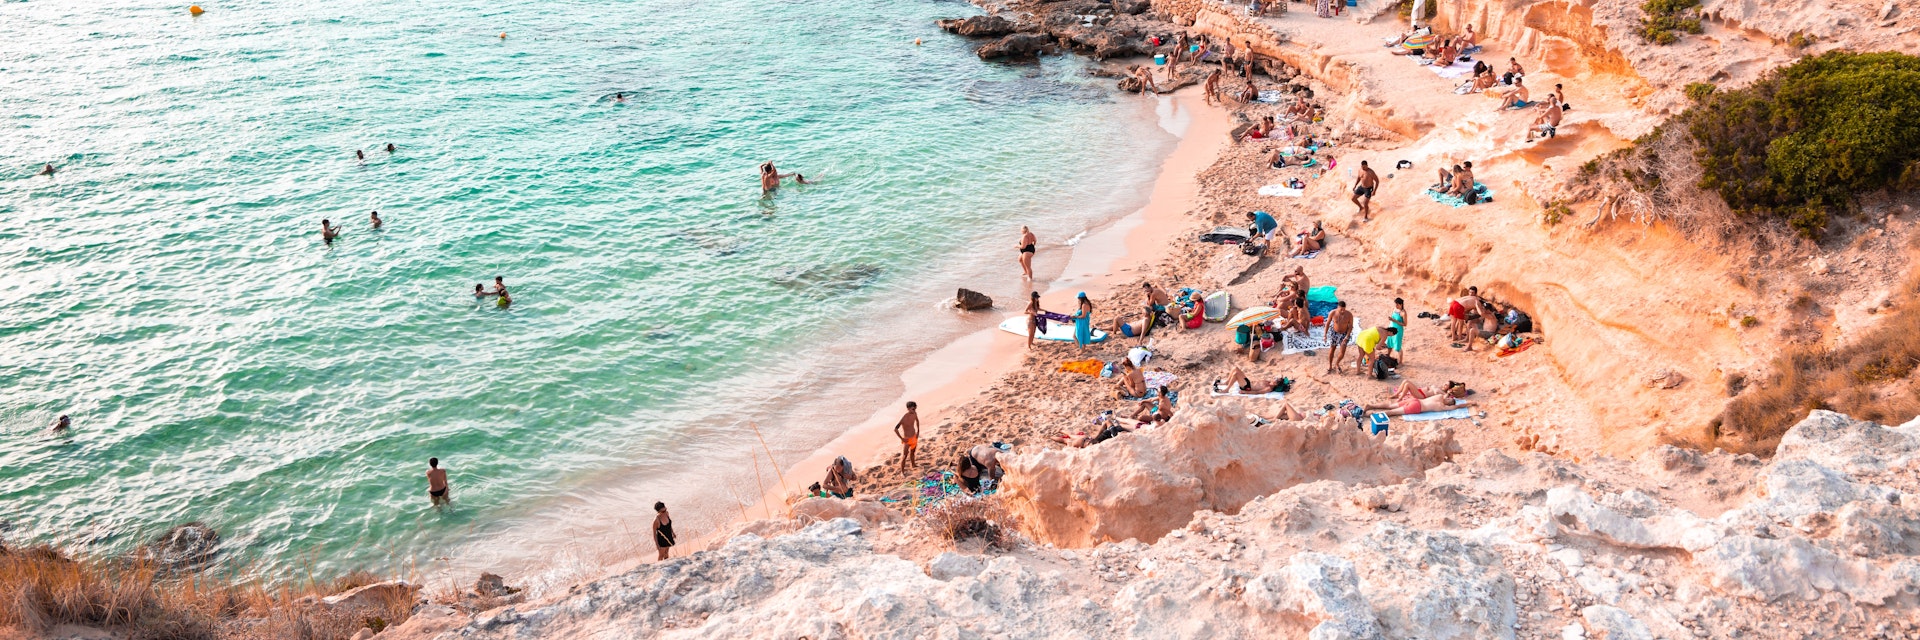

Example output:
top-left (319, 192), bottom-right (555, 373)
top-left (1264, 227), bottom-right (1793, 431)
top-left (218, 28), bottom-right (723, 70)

top-left (894, 401), bottom-right (920, 473)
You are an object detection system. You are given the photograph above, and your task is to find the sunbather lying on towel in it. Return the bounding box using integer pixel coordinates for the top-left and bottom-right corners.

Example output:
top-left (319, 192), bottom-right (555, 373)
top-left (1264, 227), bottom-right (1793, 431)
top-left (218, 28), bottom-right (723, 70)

top-left (1392, 379), bottom-right (1469, 403)
top-left (1268, 399), bottom-right (1310, 421)
top-left (1054, 421), bottom-right (1133, 448)
top-left (1366, 394), bottom-right (1475, 416)
top-left (1217, 367), bottom-right (1288, 394)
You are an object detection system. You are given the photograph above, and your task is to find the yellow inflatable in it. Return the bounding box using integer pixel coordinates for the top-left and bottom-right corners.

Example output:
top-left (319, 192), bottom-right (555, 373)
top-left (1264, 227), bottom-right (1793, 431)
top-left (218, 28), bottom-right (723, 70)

top-left (188, 5), bottom-right (204, 14)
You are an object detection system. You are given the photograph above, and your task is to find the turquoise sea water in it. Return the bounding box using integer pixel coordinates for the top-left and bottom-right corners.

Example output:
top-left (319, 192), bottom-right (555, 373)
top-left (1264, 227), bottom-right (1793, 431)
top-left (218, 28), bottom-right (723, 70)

top-left (0, 0), bottom-right (1174, 578)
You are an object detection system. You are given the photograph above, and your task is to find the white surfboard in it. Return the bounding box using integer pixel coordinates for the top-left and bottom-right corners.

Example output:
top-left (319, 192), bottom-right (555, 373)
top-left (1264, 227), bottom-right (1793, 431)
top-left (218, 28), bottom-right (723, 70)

top-left (998, 315), bottom-right (1108, 343)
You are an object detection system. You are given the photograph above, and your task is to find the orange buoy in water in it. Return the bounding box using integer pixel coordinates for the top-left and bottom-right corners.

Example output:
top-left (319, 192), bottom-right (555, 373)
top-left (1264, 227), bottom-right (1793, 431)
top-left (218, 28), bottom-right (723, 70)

top-left (499, 32), bottom-right (507, 39)
top-left (914, 38), bottom-right (922, 46)
top-left (188, 5), bottom-right (204, 14)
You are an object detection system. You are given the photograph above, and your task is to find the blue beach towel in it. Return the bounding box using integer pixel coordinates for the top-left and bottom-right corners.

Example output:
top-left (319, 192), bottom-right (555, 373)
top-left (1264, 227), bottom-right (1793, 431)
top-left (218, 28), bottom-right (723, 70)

top-left (1426, 183), bottom-right (1493, 208)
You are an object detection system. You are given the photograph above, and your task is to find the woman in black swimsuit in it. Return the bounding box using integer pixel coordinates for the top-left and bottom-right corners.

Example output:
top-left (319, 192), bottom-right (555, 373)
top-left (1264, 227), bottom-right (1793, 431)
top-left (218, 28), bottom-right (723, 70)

top-left (1018, 225), bottom-right (1037, 280)
top-left (652, 502), bottom-right (675, 561)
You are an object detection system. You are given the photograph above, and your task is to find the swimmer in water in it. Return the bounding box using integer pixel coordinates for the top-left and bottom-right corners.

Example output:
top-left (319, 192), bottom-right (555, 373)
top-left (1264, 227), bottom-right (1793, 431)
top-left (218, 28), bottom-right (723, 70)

top-left (385, 143), bottom-right (396, 153)
top-left (474, 284), bottom-right (489, 297)
top-left (370, 210), bottom-right (383, 230)
top-left (39, 163), bottom-right (56, 176)
top-left (496, 289), bottom-right (512, 308)
top-left (53, 415), bottom-right (70, 433)
top-left (760, 162), bottom-right (807, 193)
top-left (355, 149), bottom-right (365, 161)
top-left (490, 276), bottom-right (507, 296)
top-left (320, 219), bottom-right (340, 245)
top-left (615, 92), bottom-right (626, 103)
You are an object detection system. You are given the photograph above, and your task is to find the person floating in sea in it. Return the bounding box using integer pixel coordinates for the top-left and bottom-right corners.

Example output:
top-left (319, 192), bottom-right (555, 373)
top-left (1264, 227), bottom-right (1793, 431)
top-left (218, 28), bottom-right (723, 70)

top-left (38, 163), bottom-right (56, 176)
top-left (652, 502), bottom-right (675, 561)
top-left (1351, 160), bottom-right (1380, 221)
top-left (1326, 300), bottom-right (1355, 375)
top-left (320, 219), bottom-right (341, 245)
top-left (614, 92), bottom-right (626, 103)
top-left (52, 415), bottom-right (70, 433)
top-left (426, 457), bottom-right (450, 505)
top-left (474, 284), bottom-right (489, 298)
top-left (822, 456), bottom-right (856, 498)
top-left (370, 210), bottom-right (383, 230)
top-left (385, 143), bottom-right (397, 153)
top-left (355, 149), bottom-right (366, 162)
top-left (1017, 226), bottom-right (1037, 280)
top-left (893, 401), bottom-right (920, 473)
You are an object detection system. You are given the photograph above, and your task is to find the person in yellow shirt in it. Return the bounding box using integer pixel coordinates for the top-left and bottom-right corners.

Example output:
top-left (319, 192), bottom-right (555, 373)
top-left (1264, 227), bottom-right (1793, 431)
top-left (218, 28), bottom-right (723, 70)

top-left (1353, 326), bottom-right (1399, 373)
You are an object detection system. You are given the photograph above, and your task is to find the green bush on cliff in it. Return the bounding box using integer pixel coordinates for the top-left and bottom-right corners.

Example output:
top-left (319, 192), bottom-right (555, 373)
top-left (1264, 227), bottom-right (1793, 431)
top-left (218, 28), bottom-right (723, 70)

top-left (1687, 52), bottom-right (1920, 237)
top-left (1639, 0), bottom-right (1703, 44)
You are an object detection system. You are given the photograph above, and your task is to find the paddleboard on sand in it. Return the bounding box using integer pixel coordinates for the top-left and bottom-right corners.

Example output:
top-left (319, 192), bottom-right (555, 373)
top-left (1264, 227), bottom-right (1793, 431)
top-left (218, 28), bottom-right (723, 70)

top-left (998, 315), bottom-right (1108, 343)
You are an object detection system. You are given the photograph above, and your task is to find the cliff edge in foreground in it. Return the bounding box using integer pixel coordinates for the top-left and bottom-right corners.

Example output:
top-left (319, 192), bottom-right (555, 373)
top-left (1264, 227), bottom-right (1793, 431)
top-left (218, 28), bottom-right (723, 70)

top-left (386, 409), bottom-right (1920, 639)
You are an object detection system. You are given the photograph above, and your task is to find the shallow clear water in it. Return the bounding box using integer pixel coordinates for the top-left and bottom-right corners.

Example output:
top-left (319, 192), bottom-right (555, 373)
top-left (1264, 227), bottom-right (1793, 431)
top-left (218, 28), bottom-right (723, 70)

top-left (0, 0), bottom-right (1173, 578)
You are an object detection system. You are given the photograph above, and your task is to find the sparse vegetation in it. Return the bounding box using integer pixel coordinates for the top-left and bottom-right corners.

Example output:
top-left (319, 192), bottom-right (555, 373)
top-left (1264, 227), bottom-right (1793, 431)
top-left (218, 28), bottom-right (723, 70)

top-left (1639, 0), bottom-right (1704, 44)
top-left (1740, 315), bottom-right (1759, 328)
top-left (1717, 284), bottom-right (1920, 452)
top-left (1541, 201), bottom-right (1573, 226)
top-left (1572, 52), bottom-right (1920, 240)
top-left (0, 545), bottom-right (416, 640)
top-left (922, 496), bottom-right (1016, 550)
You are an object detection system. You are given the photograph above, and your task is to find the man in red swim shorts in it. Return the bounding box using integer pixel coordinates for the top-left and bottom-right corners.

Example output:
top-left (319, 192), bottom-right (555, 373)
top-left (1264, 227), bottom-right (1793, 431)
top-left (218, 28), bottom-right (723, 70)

top-left (1448, 286), bottom-right (1481, 349)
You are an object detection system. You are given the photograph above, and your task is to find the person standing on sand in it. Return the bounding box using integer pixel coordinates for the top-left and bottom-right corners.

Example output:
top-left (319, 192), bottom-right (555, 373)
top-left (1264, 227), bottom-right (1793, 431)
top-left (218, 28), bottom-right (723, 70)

top-left (1384, 297), bottom-right (1408, 364)
top-left (1018, 226), bottom-right (1037, 280)
top-left (1203, 69), bottom-right (1222, 105)
top-left (1072, 293), bottom-right (1095, 351)
top-left (1450, 286), bottom-right (1482, 350)
top-left (1326, 301), bottom-right (1355, 374)
top-left (652, 502), bottom-right (675, 561)
top-left (1351, 161), bottom-right (1380, 221)
top-left (426, 457), bottom-right (450, 505)
top-left (894, 401), bottom-right (920, 473)
top-left (1025, 292), bottom-right (1045, 348)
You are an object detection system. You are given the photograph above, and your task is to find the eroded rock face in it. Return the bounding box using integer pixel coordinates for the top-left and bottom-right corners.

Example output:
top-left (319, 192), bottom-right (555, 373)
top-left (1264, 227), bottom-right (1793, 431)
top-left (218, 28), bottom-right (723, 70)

top-left (976, 33), bottom-right (1057, 59)
top-left (936, 14), bottom-right (1015, 37)
top-left (1000, 397), bottom-right (1461, 547)
top-left (394, 412), bottom-right (1920, 640)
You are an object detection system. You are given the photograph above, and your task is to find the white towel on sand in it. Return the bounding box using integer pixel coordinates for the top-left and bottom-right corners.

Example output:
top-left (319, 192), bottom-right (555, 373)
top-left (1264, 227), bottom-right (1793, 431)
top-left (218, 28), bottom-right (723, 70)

top-left (1281, 326), bottom-right (1353, 354)
top-left (1427, 60), bottom-right (1475, 79)
top-left (1401, 407), bottom-right (1473, 421)
top-left (1258, 184), bottom-right (1306, 197)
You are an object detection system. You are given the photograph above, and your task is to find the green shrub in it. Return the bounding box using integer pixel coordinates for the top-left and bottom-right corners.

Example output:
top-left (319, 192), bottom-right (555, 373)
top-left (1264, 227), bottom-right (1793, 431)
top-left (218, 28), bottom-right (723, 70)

top-left (1687, 52), bottom-right (1920, 237)
top-left (1542, 201), bottom-right (1573, 226)
top-left (1683, 82), bottom-right (1716, 103)
top-left (1640, 0), bottom-right (1702, 44)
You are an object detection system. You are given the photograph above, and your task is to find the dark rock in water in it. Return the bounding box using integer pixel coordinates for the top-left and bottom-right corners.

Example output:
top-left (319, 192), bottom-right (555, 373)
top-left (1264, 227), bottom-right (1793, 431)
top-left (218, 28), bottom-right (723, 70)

top-left (977, 33), bottom-right (1056, 59)
top-left (1051, 25), bottom-right (1140, 59)
top-left (956, 289), bottom-right (994, 310)
top-left (937, 15), bottom-right (1015, 38)
top-left (132, 522), bottom-right (220, 571)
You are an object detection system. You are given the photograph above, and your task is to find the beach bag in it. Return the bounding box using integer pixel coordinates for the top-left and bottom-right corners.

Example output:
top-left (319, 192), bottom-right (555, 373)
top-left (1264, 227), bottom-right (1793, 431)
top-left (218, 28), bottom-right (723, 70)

top-left (1336, 399), bottom-right (1366, 427)
top-left (1372, 354), bottom-right (1398, 380)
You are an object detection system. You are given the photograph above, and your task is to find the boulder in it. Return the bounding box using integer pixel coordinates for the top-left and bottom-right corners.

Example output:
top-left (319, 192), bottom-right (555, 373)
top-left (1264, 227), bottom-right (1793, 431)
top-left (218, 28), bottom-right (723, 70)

top-left (956, 288), bottom-right (994, 310)
top-left (323, 580), bottom-right (419, 610)
top-left (131, 522), bottom-right (219, 571)
top-left (937, 15), bottom-right (1015, 38)
top-left (1115, 0), bottom-right (1150, 15)
top-left (926, 552), bottom-right (986, 580)
top-left (473, 572), bottom-right (522, 598)
top-left (977, 33), bottom-right (1055, 59)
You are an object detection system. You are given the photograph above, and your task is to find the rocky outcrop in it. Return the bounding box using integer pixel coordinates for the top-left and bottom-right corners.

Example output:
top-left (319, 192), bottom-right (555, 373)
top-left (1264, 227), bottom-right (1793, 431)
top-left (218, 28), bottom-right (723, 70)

top-left (936, 15), bottom-right (1015, 38)
top-left (977, 32), bottom-right (1059, 59)
top-left (388, 411), bottom-right (1920, 639)
top-left (954, 288), bottom-right (994, 310)
top-left (1001, 397), bottom-right (1461, 547)
top-left (129, 522), bottom-right (219, 571)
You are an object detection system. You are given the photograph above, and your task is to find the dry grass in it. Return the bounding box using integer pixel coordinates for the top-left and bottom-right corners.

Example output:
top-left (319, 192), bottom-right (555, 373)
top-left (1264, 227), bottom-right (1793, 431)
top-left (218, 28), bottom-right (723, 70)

top-left (920, 496), bottom-right (1017, 550)
top-left (0, 545), bottom-right (416, 640)
top-left (1716, 288), bottom-right (1920, 452)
